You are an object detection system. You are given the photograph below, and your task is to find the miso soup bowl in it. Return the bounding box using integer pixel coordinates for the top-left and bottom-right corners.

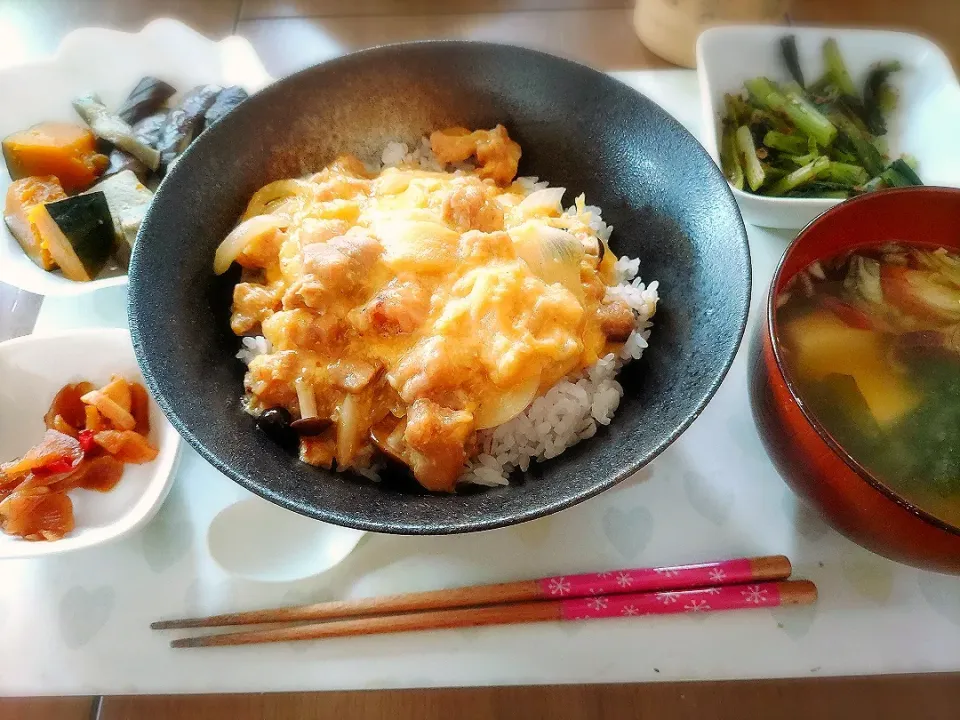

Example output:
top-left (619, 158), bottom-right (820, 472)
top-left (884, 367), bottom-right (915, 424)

top-left (749, 186), bottom-right (960, 574)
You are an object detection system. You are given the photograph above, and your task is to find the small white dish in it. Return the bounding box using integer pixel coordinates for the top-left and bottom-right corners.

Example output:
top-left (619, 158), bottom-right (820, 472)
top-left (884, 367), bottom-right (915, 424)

top-left (0, 18), bottom-right (272, 296)
top-left (697, 25), bottom-right (960, 229)
top-left (0, 328), bottom-right (180, 559)
top-left (207, 497), bottom-right (367, 583)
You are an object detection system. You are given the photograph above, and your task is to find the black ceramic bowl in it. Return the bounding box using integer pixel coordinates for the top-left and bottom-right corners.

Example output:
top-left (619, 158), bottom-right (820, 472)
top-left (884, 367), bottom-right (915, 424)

top-left (129, 41), bottom-right (750, 534)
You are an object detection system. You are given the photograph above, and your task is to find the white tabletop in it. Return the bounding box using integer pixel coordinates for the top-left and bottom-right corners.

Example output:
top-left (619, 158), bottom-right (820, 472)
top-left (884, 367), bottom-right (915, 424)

top-left (3, 69), bottom-right (959, 696)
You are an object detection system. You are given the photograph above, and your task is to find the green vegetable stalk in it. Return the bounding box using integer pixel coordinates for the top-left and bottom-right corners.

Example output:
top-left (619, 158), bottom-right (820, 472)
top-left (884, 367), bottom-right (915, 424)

top-left (735, 125), bottom-right (766, 191)
top-left (822, 161), bottom-right (869, 187)
top-left (768, 155), bottom-right (829, 196)
top-left (745, 77), bottom-right (837, 147)
top-left (824, 38), bottom-right (857, 97)
top-left (720, 124), bottom-right (745, 190)
top-left (763, 130), bottom-right (807, 154)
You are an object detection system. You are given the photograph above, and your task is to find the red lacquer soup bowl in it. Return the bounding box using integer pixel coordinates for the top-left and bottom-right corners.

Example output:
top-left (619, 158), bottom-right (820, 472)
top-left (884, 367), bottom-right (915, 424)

top-left (749, 187), bottom-right (960, 573)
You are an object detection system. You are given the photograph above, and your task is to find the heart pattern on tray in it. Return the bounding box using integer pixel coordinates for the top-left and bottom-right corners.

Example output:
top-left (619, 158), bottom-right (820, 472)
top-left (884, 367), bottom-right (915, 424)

top-left (59, 585), bottom-right (115, 649)
top-left (601, 505), bottom-right (653, 560)
top-left (919, 572), bottom-right (960, 625)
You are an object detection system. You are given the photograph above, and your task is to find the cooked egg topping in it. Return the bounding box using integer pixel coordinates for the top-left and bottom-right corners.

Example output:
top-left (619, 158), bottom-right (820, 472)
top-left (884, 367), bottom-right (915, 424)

top-left (217, 126), bottom-right (636, 491)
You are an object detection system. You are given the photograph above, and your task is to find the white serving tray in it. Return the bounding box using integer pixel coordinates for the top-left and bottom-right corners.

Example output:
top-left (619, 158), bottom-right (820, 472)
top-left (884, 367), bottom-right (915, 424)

top-left (2, 27), bottom-right (959, 695)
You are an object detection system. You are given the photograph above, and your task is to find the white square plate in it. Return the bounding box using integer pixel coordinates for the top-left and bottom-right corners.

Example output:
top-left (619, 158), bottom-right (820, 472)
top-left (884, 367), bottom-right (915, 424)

top-left (697, 25), bottom-right (960, 229)
top-left (0, 19), bottom-right (272, 296)
top-left (0, 328), bottom-right (181, 558)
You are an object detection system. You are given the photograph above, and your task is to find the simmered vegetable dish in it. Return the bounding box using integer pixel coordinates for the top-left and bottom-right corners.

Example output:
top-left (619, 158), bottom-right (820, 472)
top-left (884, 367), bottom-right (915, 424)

top-left (3, 77), bottom-right (249, 280)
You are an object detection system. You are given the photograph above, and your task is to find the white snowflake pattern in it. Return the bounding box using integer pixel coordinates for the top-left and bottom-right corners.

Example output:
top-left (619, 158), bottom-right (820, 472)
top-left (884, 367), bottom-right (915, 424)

top-left (587, 596), bottom-right (609, 611)
top-left (615, 571), bottom-right (634, 588)
top-left (655, 591), bottom-right (681, 605)
top-left (595, 570), bottom-right (614, 578)
top-left (684, 599), bottom-right (711, 613)
top-left (588, 587), bottom-right (603, 596)
top-left (708, 567), bottom-right (726, 583)
top-left (621, 604), bottom-right (640, 616)
top-left (741, 585), bottom-right (769, 604)
top-left (548, 577), bottom-right (571, 596)
top-left (703, 586), bottom-right (723, 596)
top-left (654, 567), bottom-right (681, 578)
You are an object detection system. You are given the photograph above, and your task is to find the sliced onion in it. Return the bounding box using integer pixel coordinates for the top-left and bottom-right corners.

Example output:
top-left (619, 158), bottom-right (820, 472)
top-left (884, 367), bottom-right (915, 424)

top-left (474, 373), bottom-right (540, 430)
top-left (213, 215), bottom-right (289, 275)
top-left (518, 187), bottom-right (566, 216)
top-left (242, 179), bottom-right (316, 220)
top-left (510, 222), bottom-right (585, 301)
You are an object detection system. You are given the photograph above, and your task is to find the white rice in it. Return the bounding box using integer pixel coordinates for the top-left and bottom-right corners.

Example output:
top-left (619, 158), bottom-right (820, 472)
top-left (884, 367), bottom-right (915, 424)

top-left (238, 137), bottom-right (659, 486)
top-left (460, 255), bottom-right (658, 486)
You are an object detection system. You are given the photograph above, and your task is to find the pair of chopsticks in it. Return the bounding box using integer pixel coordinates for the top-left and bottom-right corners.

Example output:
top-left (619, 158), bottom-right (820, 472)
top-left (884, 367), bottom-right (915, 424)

top-left (154, 555), bottom-right (815, 648)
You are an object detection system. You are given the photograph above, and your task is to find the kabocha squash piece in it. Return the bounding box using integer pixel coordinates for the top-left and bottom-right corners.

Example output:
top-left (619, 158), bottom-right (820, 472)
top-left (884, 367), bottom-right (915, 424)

top-left (3, 175), bottom-right (66, 269)
top-left (72, 94), bottom-right (160, 170)
top-left (117, 76), bottom-right (176, 125)
top-left (28, 192), bottom-right (114, 281)
top-left (2, 122), bottom-right (107, 191)
top-left (83, 170), bottom-right (153, 267)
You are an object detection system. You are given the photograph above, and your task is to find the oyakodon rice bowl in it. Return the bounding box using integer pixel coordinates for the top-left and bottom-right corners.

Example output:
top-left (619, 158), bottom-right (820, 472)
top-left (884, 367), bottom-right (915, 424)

top-left (217, 126), bottom-right (658, 492)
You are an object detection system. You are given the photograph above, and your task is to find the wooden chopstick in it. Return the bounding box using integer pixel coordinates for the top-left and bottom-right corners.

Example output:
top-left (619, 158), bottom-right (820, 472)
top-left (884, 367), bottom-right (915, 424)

top-left (169, 580), bottom-right (817, 648)
top-left (152, 555), bottom-right (791, 630)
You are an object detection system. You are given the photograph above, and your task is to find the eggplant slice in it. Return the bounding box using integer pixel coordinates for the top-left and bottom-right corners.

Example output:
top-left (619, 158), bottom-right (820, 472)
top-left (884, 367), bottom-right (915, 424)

top-left (73, 94), bottom-right (160, 170)
top-left (204, 86), bottom-right (249, 129)
top-left (156, 84), bottom-right (222, 174)
top-left (117, 76), bottom-right (176, 125)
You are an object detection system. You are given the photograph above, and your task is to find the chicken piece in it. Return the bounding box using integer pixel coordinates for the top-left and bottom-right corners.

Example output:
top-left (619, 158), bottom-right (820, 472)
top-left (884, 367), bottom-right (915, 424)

top-left (403, 399), bottom-right (475, 492)
top-left (430, 125), bottom-right (521, 185)
top-left (328, 358), bottom-right (383, 392)
top-left (231, 282), bottom-right (282, 335)
top-left (350, 278), bottom-right (431, 336)
top-left (299, 434), bottom-right (337, 468)
top-left (245, 350), bottom-right (301, 411)
top-left (459, 230), bottom-right (515, 263)
top-left (298, 218), bottom-right (351, 246)
top-left (289, 232), bottom-right (383, 309)
top-left (597, 299), bottom-right (636, 343)
top-left (315, 175), bottom-right (370, 202)
top-left (236, 226), bottom-right (283, 269)
top-left (442, 177), bottom-right (504, 232)
top-left (388, 336), bottom-right (475, 404)
top-left (262, 309), bottom-right (345, 352)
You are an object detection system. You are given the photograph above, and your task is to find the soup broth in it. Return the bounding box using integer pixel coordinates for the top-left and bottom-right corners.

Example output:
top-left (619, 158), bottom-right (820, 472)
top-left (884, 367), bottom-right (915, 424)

top-left (776, 242), bottom-right (960, 528)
